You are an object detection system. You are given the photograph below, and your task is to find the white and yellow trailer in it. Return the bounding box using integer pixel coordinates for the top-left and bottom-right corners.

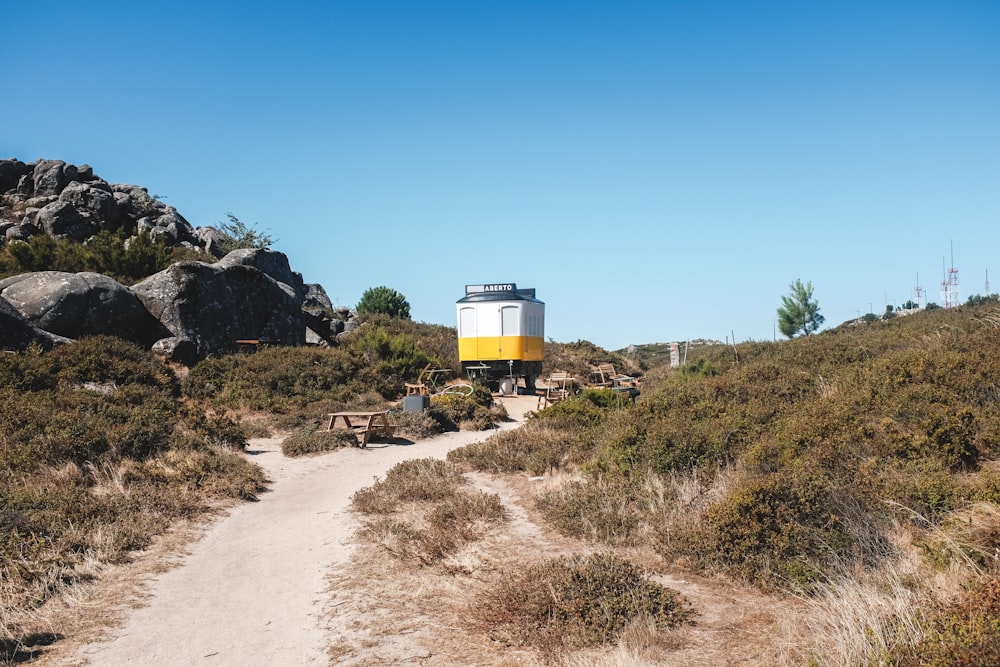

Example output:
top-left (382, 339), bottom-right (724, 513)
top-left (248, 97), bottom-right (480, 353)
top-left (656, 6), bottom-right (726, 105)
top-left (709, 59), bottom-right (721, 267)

top-left (456, 283), bottom-right (544, 392)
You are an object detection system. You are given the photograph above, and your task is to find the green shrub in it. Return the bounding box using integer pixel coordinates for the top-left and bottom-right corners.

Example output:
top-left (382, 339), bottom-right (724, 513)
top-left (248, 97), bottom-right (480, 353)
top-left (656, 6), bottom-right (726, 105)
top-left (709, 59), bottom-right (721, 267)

top-left (0, 230), bottom-right (173, 283)
top-left (429, 392), bottom-right (494, 431)
top-left (281, 424), bottom-right (358, 457)
top-left (351, 458), bottom-right (466, 514)
top-left (388, 408), bottom-right (441, 441)
top-left (658, 468), bottom-right (852, 591)
top-left (535, 478), bottom-right (650, 546)
top-left (474, 552), bottom-right (694, 649)
top-left (356, 285), bottom-right (410, 319)
top-left (449, 423), bottom-right (575, 475)
top-left (182, 321), bottom-right (449, 420)
top-left (0, 339), bottom-right (267, 645)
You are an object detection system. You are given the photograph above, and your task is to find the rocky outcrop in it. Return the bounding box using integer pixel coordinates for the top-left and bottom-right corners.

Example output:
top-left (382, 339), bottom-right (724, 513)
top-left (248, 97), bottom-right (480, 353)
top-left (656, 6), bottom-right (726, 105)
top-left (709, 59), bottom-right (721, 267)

top-left (0, 271), bottom-right (164, 342)
top-left (0, 158), bottom-right (348, 359)
top-left (215, 248), bottom-right (304, 296)
top-left (131, 257), bottom-right (306, 358)
top-left (0, 159), bottom-right (198, 252)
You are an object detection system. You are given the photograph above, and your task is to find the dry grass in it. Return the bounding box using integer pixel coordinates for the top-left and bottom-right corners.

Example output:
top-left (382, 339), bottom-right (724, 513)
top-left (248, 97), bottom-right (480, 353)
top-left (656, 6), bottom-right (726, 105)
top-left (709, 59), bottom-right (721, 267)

top-left (783, 505), bottom-right (999, 666)
top-left (336, 484), bottom-right (800, 666)
top-left (351, 458), bottom-right (507, 567)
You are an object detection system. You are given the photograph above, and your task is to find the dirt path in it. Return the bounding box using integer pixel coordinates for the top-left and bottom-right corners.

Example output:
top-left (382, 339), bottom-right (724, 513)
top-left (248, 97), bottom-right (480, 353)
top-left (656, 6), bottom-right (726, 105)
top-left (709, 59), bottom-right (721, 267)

top-left (64, 396), bottom-right (538, 666)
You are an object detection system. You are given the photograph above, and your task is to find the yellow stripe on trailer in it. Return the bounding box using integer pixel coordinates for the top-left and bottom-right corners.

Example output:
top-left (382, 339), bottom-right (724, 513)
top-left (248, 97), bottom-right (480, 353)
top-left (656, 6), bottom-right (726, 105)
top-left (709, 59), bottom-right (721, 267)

top-left (458, 336), bottom-right (544, 362)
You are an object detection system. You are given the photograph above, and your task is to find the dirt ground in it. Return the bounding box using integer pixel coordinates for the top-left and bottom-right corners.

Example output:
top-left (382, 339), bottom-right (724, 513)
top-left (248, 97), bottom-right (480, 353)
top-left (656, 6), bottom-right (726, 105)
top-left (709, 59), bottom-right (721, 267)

top-left (32, 395), bottom-right (803, 666)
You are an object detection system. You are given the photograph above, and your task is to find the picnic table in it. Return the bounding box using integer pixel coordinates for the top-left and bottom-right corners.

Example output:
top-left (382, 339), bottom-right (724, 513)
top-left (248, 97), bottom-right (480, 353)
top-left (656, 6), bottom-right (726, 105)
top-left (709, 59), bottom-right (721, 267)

top-left (326, 411), bottom-right (395, 448)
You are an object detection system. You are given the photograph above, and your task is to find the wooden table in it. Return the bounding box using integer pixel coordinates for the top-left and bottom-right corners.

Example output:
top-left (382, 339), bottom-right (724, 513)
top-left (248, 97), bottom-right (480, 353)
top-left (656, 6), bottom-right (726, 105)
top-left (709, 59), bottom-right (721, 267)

top-left (326, 411), bottom-right (395, 448)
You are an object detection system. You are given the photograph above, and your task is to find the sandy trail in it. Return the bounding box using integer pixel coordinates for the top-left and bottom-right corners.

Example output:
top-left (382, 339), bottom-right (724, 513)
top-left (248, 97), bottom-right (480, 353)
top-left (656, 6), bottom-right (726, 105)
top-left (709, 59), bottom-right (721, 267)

top-left (69, 396), bottom-right (537, 666)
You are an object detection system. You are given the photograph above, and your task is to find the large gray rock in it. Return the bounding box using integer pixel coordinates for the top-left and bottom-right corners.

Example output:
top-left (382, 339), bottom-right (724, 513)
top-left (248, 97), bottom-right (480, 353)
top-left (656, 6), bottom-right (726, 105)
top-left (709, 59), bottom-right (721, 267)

top-left (150, 336), bottom-right (199, 365)
top-left (32, 159), bottom-right (73, 197)
top-left (303, 283), bottom-right (332, 308)
top-left (0, 159), bottom-right (29, 194)
top-left (215, 249), bottom-right (302, 293)
top-left (0, 271), bottom-right (162, 341)
top-left (0, 297), bottom-right (69, 351)
top-left (59, 181), bottom-right (121, 230)
top-left (37, 200), bottom-right (93, 241)
top-left (193, 226), bottom-right (228, 258)
top-left (131, 260), bottom-right (305, 357)
top-left (153, 208), bottom-right (195, 244)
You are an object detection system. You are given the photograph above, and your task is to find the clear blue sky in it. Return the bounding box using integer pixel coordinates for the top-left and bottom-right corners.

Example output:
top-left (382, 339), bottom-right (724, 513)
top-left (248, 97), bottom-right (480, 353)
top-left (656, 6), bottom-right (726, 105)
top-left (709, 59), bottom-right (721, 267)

top-left (4, 1), bottom-right (999, 350)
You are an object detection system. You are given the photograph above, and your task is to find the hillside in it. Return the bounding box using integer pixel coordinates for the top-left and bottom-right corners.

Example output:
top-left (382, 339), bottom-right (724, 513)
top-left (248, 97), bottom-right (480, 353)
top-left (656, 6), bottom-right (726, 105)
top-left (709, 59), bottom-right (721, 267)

top-left (3, 303), bottom-right (1000, 663)
top-left (448, 303), bottom-right (1000, 663)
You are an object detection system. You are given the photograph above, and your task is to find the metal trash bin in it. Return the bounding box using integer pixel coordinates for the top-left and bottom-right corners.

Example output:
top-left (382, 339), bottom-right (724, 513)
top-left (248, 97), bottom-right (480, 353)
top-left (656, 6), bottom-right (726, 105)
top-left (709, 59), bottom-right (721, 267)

top-left (403, 395), bottom-right (430, 412)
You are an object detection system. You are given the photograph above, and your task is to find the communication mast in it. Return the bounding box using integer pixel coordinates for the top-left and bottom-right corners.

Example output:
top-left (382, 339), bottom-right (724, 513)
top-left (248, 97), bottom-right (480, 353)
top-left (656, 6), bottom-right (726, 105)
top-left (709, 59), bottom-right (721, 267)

top-left (986, 269), bottom-right (991, 295)
top-left (940, 243), bottom-right (960, 308)
top-left (913, 273), bottom-right (924, 309)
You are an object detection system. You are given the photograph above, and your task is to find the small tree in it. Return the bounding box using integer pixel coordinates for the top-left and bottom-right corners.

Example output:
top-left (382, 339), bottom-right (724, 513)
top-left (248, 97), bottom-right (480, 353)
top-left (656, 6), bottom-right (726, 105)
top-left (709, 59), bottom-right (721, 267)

top-left (777, 279), bottom-right (824, 338)
top-left (216, 212), bottom-right (275, 255)
top-left (356, 286), bottom-right (411, 319)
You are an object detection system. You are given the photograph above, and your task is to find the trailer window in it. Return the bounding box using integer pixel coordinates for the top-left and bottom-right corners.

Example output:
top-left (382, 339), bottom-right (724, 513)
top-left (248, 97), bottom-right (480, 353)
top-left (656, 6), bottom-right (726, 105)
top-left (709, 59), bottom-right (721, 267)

top-left (459, 307), bottom-right (476, 337)
top-left (501, 305), bottom-right (519, 336)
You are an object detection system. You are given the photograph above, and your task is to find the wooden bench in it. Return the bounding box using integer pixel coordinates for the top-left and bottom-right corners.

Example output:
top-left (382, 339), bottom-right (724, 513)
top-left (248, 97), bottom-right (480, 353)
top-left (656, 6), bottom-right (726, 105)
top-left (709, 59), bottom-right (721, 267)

top-left (326, 411), bottom-right (395, 448)
top-left (236, 339), bottom-right (277, 353)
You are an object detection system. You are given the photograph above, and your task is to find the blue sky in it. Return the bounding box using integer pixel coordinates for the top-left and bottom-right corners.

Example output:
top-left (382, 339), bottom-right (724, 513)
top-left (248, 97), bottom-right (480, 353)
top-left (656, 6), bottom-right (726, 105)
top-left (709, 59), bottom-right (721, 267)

top-left (4, 1), bottom-right (999, 350)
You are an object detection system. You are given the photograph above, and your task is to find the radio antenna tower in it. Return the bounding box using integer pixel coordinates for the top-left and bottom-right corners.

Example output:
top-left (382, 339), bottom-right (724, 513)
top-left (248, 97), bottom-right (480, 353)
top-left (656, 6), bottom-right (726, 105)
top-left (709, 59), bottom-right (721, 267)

top-left (940, 242), bottom-right (960, 308)
top-left (986, 269), bottom-right (991, 295)
top-left (913, 273), bottom-right (924, 308)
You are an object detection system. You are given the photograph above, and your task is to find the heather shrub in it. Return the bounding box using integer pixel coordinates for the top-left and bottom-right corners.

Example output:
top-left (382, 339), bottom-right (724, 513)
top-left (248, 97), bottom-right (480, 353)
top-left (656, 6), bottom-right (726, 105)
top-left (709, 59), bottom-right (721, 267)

top-left (388, 409), bottom-right (441, 441)
top-left (351, 458), bottom-right (466, 514)
top-left (429, 390), bottom-right (494, 431)
top-left (535, 478), bottom-right (650, 546)
top-left (281, 424), bottom-right (358, 457)
top-left (896, 576), bottom-right (1000, 667)
top-left (181, 320), bottom-right (455, 423)
top-left (0, 338), bottom-right (266, 648)
top-left (657, 466), bottom-right (858, 591)
top-left (474, 552), bottom-right (693, 649)
top-left (352, 459), bottom-right (505, 565)
top-left (449, 423), bottom-right (578, 475)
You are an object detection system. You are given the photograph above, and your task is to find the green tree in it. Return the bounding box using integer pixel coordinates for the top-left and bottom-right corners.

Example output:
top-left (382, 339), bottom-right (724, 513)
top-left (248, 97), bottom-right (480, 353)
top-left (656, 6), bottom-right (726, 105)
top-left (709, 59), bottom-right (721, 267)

top-left (217, 212), bottom-right (275, 255)
top-left (966, 293), bottom-right (1000, 307)
top-left (776, 279), bottom-right (824, 338)
top-left (356, 286), bottom-right (411, 319)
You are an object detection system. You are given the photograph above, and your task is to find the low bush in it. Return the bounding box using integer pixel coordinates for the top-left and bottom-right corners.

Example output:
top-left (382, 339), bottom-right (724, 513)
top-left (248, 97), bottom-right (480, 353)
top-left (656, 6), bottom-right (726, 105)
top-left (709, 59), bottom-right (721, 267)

top-left (351, 458), bottom-right (466, 514)
top-left (474, 552), bottom-right (694, 649)
top-left (281, 424), bottom-right (358, 457)
top-left (535, 478), bottom-right (651, 546)
top-left (352, 459), bottom-right (505, 565)
top-left (388, 409), bottom-right (441, 441)
top-left (896, 575), bottom-right (1000, 666)
top-left (429, 391), bottom-right (494, 431)
top-left (656, 466), bottom-right (860, 591)
top-left (181, 319), bottom-right (456, 424)
top-left (449, 423), bottom-right (577, 475)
